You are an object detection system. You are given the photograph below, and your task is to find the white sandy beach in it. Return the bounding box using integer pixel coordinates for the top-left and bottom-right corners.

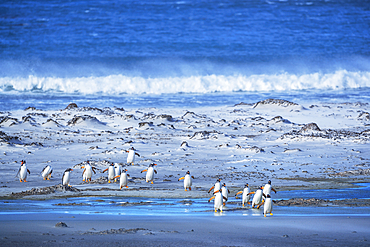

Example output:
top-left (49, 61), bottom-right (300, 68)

top-left (1, 99), bottom-right (369, 196)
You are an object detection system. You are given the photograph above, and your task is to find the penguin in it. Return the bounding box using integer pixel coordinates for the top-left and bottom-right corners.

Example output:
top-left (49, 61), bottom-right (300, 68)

top-left (17, 160), bottom-right (30, 182)
top-left (102, 163), bottom-right (115, 183)
top-left (114, 168), bottom-right (129, 189)
top-left (208, 189), bottom-right (227, 213)
top-left (235, 183), bottom-right (251, 207)
top-left (41, 165), bottom-right (52, 180)
top-left (221, 183), bottom-right (230, 206)
top-left (81, 161), bottom-right (97, 182)
top-left (62, 168), bottom-right (73, 187)
top-left (114, 163), bottom-right (121, 182)
top-left (208, 178), bottom-right (221, 193)
top-left (249, 186), bottom-right (265, 209)
top-left (262, 180), bottom-right (277, 199)
top-left (126, 147), bottom-right (140, 165)
top-left (263, 194), bottom-right (273, 217)
top-left (141, 163), bottom-right (157, 184)
top-left (178, 171), bottom-right (194, 191)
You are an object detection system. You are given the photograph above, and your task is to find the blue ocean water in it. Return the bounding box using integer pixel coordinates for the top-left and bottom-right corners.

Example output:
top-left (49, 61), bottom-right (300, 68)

top-left (0, 0), bottom-right (369, 110)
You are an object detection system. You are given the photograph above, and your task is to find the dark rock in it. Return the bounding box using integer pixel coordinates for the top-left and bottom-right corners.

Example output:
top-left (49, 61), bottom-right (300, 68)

top-left (55, 222), bottom-right (68, 228)
top-left (253, 99), bottom-right (299, 108)
top-left (65, 103), bottom-right (78, 110)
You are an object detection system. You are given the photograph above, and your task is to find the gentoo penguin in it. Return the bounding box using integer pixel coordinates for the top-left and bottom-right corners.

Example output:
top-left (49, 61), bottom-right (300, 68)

top-left (114, 163), bottom-right (121, 182)
top-left (41, 165), bottom-right (52, 180)
top-left (208, 189), bottom-right (227, 213)
top-left (178, 171), bottom-right (194, 191)
top-left (81, 161), bottom-right (97, 182)
top-left (221, 183), bottom-right (230, 206)
top-left (17, 160), bottom-right (30, 182)
top-left (141, 163), bottom-right (157, 184)
top-left (235, 183), bottom-right (251, 207)
top-left (126, 147), bottom-right (140, 165)
top-left (262, 180), bottom-right (277, 199)
top-left (62, 168), bottom-right (73, 187)
top-left (102, 163), bottom-right (115, 183)
top-left (114, 168), bottom-right (129, 189)
top-left (208, 178), bottom-right (221, 193)
top-left (263, 194), bottom-right (273, 217)
top-left (249, 186), bottom-right (265, 209)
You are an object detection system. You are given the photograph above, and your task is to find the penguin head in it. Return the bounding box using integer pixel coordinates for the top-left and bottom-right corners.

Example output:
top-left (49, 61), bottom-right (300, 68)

top-left (245, 183), bottom-right (249, 187)
top-left (110, 163), bottom-right (114, 166)
top-left (150, 163), bottom-right (157, 167)
top-left (266, 194), bottom-right (271, 198)
top-left (21, 160), bottom-right (26, 165)
top-left (186, 171), bottom-right (190, 175)
top-left (65, 168), bottom-right (73, 172)
top-left (222, 183), bottom-right (226, 187)
top-left (130, 147), bottom-right (135, 150)
top-left (268, 180), bottom-right (272, 185)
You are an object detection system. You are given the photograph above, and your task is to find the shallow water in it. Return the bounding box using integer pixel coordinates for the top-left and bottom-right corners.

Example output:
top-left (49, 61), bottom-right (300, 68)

top-left (1, 184), bottom-right (369, 217)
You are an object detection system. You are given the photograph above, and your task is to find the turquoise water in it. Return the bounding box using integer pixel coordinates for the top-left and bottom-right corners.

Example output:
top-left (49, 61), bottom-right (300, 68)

top-left (1, 184), bottom-right (369, 216)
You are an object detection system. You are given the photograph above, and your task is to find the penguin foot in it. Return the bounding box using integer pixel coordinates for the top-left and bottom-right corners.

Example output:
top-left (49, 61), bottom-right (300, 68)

top-left (270, 213), bottom-right (273, 215)
top-left (43, 178), bottom-right (46, 180)
top-left (108, 180), bottom-right (111, 183)
top-left (19, 180), bottom-right (23, 182)
top-left (264, 214), bottom-right (266, 217)
top-left (185, 189), bottom-right (187, 191)
top-left (214, 210), bottom-right (217, 213)
top-left (125, 186), bottom-right (128, 188)
top-left (151, 181), bottom-right (153, 184)
top-left (24, 180), bottom-right (27, 182)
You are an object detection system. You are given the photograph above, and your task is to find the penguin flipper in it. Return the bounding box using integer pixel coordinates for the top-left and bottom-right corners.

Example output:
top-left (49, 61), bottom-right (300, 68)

top-left (154, 170), bottom-right (157, 174)
top-left (178, 177), bottom-right (185, 181)
top-left (208, 186), bottom-right (214, 193)
top-left (16, 168), bottom-right (21, 177)
top-left (141, 169), bottom-right (147, 173)
top-left (135, 152), bottom-right (140, 157)
top-left (27, 169), bottom-right (31, 174)
top-left (235, 191), bottom-right (242, 196)
top-left (208, 196), bottom-right (215, 202)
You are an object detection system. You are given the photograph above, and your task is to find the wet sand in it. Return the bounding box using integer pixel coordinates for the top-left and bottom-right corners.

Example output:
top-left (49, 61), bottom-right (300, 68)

top-left (0, 213), bottom-right (369, 247)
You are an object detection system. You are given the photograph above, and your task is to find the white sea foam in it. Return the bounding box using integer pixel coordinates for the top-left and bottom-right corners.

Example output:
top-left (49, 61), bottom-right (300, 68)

top-left (0, 70), bottom-right (369, 95)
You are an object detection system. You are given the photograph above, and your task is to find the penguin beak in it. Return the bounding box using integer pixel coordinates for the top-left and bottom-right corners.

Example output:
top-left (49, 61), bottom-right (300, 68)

top-left (153, 164), bottom-right (157, 166)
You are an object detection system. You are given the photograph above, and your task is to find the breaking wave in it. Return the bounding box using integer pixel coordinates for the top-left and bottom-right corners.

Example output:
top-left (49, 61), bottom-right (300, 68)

top-left (1, 70), bottom-right (369, 95)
